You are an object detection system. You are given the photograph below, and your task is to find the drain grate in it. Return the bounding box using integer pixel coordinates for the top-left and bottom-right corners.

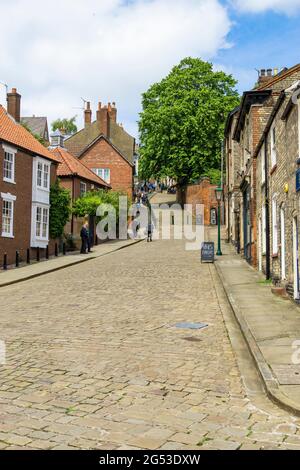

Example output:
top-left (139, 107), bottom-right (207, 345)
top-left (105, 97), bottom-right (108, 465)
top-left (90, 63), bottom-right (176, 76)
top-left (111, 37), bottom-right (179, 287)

top-left (175, 322), bottom-right (208, 330)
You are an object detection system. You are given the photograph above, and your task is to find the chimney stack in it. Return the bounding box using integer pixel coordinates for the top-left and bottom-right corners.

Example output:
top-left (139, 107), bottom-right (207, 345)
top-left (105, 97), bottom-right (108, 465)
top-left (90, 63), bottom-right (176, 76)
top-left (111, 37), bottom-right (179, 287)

top-left (84, 101), bottom-right (92, 127)
top-left (96, 101), bottom-right (110, 137)
top-left (7, 88), bottom-right (21, 122)
top-left (108, 101), bottom-right (117, 123)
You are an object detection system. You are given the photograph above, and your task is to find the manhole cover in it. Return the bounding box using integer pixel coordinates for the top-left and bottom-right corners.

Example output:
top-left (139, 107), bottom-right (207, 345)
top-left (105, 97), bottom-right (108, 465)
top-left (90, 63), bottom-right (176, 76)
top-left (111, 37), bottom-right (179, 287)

top-left (272, 365), bottom-right (300, 385)
top-left (175, 322), bottom-right (208, 330)
top-left (182, 337), bottom-right (202, 342)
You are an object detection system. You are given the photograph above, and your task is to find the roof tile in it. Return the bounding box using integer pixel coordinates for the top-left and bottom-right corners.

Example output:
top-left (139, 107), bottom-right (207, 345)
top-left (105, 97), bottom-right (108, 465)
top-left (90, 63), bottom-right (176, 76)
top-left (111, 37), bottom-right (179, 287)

top-left (0, 105), bottom-right (59, 162)
top-left (51, 147), bottom-right (110, 188)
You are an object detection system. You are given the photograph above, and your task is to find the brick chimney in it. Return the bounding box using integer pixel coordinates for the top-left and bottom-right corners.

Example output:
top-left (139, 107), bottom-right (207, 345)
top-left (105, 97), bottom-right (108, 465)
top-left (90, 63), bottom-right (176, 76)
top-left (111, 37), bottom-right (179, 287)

top-left (84, 101), bottom-right (92, 127)
top-left (108, 101), bottom-right (117, 123)
top-left (7, 88), bottom-right (21, 122)
top-left (96, 102), bottom-right (110, 137)
top-left (257, 68), bottom-right (280, 87)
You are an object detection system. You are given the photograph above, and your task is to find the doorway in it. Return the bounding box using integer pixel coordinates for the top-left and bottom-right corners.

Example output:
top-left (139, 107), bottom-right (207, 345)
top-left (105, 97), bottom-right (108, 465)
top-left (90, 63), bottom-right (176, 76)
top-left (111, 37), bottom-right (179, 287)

top-left (293, 216), bottom-right (299, 300)
top-left (258, 217), bottom-right (262, 272)
top-left (243, 185), bottom-right (251, 263)
top-left (280, 207), bottom-right (286, 280)
top-left (210, 208), bottom-right (217, 226)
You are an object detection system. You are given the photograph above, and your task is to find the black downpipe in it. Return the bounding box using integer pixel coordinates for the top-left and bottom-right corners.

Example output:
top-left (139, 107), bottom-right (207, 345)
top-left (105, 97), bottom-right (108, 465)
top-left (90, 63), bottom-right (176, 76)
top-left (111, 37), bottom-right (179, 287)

top-left (265, 140), bottom-right (271, 280)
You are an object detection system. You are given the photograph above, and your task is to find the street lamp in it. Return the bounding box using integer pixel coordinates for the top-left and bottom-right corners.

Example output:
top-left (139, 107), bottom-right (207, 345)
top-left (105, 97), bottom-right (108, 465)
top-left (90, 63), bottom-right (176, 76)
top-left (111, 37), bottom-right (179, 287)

top-left (215, 187), bottom-right (223, 256)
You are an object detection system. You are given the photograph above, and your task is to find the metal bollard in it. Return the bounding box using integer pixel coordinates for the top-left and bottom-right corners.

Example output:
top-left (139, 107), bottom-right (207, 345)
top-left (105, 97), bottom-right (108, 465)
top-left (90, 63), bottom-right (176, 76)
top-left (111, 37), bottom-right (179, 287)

top-left (3, 253), bottom-right (7, 270)
top-left (27, 248), bottom-right (30, 264)
top-left (15, 251), bottom-right (19, 268)
top-left (37, 247), bottom-right (40, 262)
top-left (63, 243), bottom-right (66, 256)
top-left (46, 245), bottom-right (49, 260)
top-left (55, 243), bottom-right (58, 257)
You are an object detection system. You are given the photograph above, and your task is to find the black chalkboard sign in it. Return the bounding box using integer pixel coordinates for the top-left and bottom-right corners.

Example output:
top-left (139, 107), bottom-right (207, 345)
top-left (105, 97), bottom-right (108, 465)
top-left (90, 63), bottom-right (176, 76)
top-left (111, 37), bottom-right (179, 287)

top-left (201, 242), bottom-right (215, 263)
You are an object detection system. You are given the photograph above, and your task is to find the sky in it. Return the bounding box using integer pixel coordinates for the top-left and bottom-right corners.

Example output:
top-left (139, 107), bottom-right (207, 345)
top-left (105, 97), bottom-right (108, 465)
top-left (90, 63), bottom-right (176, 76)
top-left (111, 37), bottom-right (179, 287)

top-left (0, 0), bottom-right (300, 139)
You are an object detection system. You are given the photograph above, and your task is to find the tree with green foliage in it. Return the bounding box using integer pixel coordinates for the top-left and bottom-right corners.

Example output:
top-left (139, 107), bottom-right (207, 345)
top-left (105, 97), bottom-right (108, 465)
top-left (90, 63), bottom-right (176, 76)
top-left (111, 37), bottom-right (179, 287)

top-left (49, 180), bottom-right (71, 239)
top-left (139, 57), bottom-right (240, 187)
top-left (72, 190), bottom-right (124, 219)
top-left (51, 116), bottom-right (77, 135)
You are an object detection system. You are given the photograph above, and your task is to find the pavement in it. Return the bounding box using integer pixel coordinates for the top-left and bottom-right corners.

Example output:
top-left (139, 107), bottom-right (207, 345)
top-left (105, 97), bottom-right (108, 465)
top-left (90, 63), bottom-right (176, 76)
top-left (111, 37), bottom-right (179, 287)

top-left (0, 237), bottom-right (145, 288)
top-left (1, 196), bottom-right (300, 449)
top-left (210, 227), bottom-right (300, 416)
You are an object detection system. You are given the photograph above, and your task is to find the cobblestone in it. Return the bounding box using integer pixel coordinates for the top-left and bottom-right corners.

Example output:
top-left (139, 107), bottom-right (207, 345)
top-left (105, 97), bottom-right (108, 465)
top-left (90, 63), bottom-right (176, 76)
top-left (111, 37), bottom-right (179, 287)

top-left (1, 219), bottom-right (300, 449)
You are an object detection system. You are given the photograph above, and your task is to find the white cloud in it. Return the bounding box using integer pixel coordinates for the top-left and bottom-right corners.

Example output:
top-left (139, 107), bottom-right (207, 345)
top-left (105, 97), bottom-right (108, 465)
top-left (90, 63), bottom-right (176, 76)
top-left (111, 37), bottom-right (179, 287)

top-left (0, 0), bottom-right (231, 137)
top-left (232, 0), bottom-right (300, 14)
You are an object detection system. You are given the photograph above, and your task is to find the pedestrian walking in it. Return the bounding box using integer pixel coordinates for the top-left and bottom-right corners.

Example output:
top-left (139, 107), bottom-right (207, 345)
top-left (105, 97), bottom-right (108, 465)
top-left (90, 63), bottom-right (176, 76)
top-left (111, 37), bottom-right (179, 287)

top-left (80, 222), bottom-right (89, 254)
top-left (147, 221), bottom-right (154, 242)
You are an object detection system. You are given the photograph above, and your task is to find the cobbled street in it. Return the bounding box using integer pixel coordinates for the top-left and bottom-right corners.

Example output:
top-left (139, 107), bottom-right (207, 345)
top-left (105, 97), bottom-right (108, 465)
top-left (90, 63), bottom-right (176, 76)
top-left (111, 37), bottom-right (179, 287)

top-left (1, 199), bottom-right (300, 450)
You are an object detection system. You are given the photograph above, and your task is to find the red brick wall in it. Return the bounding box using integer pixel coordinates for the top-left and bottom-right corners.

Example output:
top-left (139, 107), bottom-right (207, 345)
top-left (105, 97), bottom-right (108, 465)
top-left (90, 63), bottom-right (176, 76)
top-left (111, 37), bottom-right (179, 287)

top-left (0, 145), bottom-right (59, 267)
top-left (59, 176), bottom-right (102, 239)
top-left (185, 179), bottom-right (219, 226)
top-left (80, 138), bottom-right (133, 198)
top-left (0, 145), bottom-right (32, 266)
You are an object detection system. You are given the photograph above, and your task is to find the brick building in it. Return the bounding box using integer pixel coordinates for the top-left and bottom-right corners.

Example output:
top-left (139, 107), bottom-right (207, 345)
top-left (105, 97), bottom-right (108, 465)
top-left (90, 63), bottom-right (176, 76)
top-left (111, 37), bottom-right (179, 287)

top-left (225, 64), bottom-right (300, 268)
top-left (185, 178), bottom-right (219, 226)
top-left (65, 102), bottom-right (134, 198)
top-left (255, 81), bottom-right (300, 299)
top-left (50, 142), bottom-right (110, 246)
top-left (0, 89), bottom-right (60, 267)
top-left (225, 107), bottom-right (240, 250)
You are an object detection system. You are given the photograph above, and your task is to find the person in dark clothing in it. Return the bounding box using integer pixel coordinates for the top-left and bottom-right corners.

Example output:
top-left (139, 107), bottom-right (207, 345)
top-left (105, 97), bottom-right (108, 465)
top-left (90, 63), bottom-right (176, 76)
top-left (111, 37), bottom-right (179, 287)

top-left (147, 222), bottom-right (154, 242)
top-left (80, 222), bottom-right (89, 254)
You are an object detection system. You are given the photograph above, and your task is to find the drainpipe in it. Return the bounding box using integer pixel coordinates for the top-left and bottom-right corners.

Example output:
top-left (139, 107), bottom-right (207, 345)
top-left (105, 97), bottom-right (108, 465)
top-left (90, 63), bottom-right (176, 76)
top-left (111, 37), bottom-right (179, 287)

top-left (265, 140), bottom-right (271, 280)
top-left (71, 176), bottom-right (75, 235)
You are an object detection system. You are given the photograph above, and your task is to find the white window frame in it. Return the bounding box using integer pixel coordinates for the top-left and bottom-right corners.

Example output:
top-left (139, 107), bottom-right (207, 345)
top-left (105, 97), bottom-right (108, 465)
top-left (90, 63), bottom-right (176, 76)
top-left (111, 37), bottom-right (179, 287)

top-left (92, 168), bottom-right (110, 184)
top-left (271, 124), bottom-right (277, 169)
top-left (36, 159), bottom-right (50, 191)
top-left (1, 192), bottom-right (16, 238)
top-left (272, 196), bottom-right (278, 255)
top-left (2, 145), bottom-right (16, 184)
top-left (80, 181), bottom-right (87, 196)
top-left (35, 205), bottom-right (49, 240)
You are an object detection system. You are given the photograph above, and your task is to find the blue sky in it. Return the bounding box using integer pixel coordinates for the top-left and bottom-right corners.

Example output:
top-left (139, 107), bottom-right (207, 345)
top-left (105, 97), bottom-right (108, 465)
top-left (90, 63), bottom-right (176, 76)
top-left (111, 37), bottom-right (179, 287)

top-left (219, 3), bottom-right (300, 92)
top-left (0, 0), bottom-right (300, 138)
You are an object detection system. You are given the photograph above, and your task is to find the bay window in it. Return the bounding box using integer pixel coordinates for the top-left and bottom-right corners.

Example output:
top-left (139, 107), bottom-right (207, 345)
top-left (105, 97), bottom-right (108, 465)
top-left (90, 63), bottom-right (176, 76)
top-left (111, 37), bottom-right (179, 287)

top-left (35, 206), bottom-right (49, 239)
top-left (37, 161), bottom-right (50, 190)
